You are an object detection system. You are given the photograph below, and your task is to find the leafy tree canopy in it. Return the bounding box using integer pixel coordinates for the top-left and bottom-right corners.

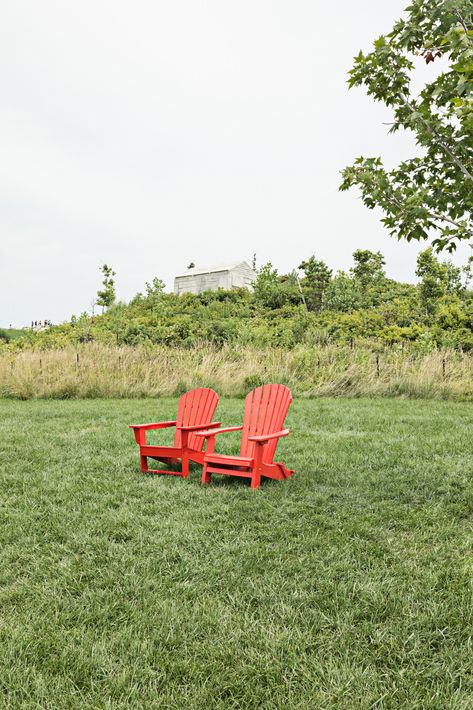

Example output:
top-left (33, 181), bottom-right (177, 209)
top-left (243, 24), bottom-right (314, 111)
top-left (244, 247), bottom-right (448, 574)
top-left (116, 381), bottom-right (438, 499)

top-left (341, 0), bottom-right (473, 252)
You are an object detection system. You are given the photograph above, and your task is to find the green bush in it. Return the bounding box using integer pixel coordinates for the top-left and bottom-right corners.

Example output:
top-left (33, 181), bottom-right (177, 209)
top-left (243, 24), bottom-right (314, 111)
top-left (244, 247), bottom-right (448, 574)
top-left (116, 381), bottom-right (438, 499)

top-left (5, 250), bottom-right (472, 354)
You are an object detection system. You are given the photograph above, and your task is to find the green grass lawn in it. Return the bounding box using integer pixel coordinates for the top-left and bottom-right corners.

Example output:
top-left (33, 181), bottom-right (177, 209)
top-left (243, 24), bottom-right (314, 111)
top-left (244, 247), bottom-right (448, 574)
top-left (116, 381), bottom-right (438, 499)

top-left (1, 398), bottom-right (472, 709)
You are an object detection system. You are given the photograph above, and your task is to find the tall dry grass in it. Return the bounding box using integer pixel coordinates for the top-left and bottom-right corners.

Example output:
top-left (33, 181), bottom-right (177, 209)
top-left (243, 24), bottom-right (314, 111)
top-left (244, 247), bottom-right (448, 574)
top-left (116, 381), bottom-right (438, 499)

top-left (1, 344), bottom-right (472, 400)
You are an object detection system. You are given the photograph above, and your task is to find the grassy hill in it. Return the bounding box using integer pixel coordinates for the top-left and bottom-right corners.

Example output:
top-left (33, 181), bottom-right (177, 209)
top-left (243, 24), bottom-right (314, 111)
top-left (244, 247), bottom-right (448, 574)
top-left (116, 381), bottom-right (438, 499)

top-left (2, 248), bottom-right (473, 354)
top-left (2, 249), bottom-right (472, 400)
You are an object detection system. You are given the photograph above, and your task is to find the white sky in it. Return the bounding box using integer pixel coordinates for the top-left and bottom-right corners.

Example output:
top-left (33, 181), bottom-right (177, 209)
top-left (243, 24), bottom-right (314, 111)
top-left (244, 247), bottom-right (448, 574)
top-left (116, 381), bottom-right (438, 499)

top-left (1, 0), bottom-right (471, 326)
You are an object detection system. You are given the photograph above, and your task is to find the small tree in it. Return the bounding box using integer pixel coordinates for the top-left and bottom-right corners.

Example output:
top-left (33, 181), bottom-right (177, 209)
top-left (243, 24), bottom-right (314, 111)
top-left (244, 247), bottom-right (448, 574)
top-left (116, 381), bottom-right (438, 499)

top-left (462, 253), bottom-right (473, 288)
top-left (416, 248), bottom-right (447, 315)
top-left (298, 256), bottom-right (333, 312)
top-left (253, 262), bottom-right (299, 309)
top-left (415, 247), bottom-right (462, 315)
top-left (145, 276), bottom-right (166, 306)
top-left (324, 271), bottom-right (363, 312)
top-left (351, 250), bottom-right (386, 287)
top-left (96, 264), bottom-right (116, 313)
top-left (444, 260), bottom-right (464, 295)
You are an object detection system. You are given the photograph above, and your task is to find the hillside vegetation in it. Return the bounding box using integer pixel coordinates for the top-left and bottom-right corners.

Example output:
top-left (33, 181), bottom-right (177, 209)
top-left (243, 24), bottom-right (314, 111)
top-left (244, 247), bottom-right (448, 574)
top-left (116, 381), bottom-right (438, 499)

top-left (4, 249), bottom-right (473, 352)
top-left (2, 249), bottom-right (472, 400)
top-left (0, 328), bottom-right (25, 343)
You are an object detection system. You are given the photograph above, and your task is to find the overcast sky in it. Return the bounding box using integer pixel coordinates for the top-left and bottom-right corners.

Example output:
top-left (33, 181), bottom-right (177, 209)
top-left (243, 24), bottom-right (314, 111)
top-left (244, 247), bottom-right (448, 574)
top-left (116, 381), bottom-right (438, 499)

top-left (1, 1), bottom-right (470, 326)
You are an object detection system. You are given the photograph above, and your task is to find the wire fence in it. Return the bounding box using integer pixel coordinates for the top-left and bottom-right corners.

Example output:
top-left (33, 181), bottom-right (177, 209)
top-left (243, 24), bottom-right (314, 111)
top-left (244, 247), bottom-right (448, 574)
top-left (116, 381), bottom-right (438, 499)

top-left (1, 343), bottom-right (472, 400)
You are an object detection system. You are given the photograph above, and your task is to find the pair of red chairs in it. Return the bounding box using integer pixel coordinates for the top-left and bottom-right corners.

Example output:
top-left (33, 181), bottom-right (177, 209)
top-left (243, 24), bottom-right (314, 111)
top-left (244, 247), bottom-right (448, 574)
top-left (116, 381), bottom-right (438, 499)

top-left (129, 384), bottom-right (293, 489)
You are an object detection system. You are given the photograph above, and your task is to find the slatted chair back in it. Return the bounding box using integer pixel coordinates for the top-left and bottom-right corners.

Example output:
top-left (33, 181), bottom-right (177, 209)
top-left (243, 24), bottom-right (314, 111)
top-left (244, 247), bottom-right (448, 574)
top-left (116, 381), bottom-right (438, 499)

top-left (173, 388), bottom-right (219, 451)
top-left (240, 384), bottom-right (292, 462)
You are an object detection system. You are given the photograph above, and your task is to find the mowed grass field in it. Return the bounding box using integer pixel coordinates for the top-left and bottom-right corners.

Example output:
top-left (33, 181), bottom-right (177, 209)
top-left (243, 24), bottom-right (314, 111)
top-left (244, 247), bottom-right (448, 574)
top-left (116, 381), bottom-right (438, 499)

top-left (1, 398), bottom-right (472, 709)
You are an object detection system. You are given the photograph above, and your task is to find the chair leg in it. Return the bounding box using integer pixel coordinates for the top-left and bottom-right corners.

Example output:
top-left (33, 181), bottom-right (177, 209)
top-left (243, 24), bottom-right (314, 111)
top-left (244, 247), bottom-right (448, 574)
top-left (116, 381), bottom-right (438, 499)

top-left (250, 467), bottom-right (261, 490)
top-left (251, 444), bottom-right (264, 489)
top-left (140, 454), bottom-right (148, 473)
top-left (182, 451), bottom-right (189, 479)
top-left (202, 464), bottom-right (212, 485)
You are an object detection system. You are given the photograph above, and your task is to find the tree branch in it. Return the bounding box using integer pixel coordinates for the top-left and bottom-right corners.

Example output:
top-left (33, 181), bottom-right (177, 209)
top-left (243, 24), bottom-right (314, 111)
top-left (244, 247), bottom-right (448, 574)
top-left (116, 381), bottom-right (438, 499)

top-left (453, 10), bottom-right (471, 35)
top-left (401, 96), bottom-right (473, 183)
top-left (428, 212), bottom-right (473, 239)
top-left (357, 171), bottom-right (473, 242)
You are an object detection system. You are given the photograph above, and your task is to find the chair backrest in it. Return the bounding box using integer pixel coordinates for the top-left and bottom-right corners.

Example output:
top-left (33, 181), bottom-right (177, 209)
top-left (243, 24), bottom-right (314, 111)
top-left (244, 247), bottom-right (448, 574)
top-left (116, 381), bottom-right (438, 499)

top-left (240, 384), bottom-right (292, 462)
top-left (173, 388), bottom-right (219, 451)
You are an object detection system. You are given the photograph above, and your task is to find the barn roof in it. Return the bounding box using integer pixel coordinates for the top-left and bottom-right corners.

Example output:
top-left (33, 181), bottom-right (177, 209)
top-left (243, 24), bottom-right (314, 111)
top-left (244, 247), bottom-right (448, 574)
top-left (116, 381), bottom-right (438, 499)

top-left (175, 261), bottom-right (251, 279)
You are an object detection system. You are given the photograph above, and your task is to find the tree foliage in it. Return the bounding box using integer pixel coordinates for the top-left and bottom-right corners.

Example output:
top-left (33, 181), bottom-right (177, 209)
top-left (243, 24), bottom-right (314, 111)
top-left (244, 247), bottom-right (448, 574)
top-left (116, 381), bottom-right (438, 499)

top-left (96, 264), bottom-right (116, 312)
top-left (299, 256), bottom-right (333, 312)
top-left (351, 250), bottom-right (386, 287)
top-left (416, 246), bottom-right (463, 314)
top-left (6, 248), bottom-right (472, 354)
top-left (341, 0), bottom-right (473, 252)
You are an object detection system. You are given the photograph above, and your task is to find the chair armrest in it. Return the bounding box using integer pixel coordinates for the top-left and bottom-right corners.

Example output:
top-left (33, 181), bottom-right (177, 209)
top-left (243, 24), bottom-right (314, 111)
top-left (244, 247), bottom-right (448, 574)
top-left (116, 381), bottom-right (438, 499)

top-left (193, 425), bottom-right (243, 438)
top-left (177, 421), bottom-right (221, 432)
top-left (128, 421), bottom-right (177, 446)
top-left (248, 429), bottom-right (289, 443)
top-left (129, 421), bottom-right (177, 431)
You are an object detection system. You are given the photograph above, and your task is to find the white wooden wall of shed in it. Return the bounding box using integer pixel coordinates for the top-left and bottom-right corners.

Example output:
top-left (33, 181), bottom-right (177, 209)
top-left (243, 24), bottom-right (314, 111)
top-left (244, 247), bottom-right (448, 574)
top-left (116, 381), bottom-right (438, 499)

top-left (175, 271), bottom-right (231, 295)
top-left (231, 262), bottom-right (255, 289)
top-left (174, 262), bottom-right (256, 295)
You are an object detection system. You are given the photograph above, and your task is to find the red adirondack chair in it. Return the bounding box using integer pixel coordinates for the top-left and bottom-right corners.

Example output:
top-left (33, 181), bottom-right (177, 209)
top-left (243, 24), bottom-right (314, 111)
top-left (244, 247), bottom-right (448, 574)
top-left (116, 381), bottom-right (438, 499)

top-left (194, 384), bottom-right (294, 489)
top-left (129, 388), bottom-right (220, 477)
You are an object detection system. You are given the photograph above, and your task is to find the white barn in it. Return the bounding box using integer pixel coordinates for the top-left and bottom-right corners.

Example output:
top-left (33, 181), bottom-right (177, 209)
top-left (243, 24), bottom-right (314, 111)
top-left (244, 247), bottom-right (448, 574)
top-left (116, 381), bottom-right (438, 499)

top-left (174, 261), bottom-right (256, 295)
